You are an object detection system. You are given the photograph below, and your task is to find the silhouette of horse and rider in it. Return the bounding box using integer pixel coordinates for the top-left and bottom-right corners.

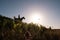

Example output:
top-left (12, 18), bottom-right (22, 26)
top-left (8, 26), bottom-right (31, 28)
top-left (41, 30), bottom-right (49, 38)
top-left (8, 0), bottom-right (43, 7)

top-left (14, 15), bottom-right (25, 23)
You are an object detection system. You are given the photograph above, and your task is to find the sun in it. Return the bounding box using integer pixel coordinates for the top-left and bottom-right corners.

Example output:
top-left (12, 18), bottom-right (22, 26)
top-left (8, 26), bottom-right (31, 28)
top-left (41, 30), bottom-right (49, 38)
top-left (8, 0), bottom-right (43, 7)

top-left (31, 14), bottom-right (40, 23)
top-left (30, 12), bottom-right (41, 24)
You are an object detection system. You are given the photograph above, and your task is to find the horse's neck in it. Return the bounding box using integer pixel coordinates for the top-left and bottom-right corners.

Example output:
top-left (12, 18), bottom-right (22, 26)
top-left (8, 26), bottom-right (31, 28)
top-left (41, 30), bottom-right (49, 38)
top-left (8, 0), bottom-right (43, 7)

top-left (20, 17), bottom-right (24, 20)
top-left (20, 18), bottom-right (23, 21)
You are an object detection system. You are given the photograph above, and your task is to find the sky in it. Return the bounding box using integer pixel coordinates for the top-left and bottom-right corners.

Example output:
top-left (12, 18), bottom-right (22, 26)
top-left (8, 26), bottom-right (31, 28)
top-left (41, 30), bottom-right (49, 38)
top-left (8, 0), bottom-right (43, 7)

top-left (0, 0), bottom-right (60, 29)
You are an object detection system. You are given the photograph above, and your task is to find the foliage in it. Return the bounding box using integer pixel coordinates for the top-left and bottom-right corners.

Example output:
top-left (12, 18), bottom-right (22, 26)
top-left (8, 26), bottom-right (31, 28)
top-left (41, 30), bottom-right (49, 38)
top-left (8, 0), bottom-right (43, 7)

top-left (0, 15), bottom-right (60, 40)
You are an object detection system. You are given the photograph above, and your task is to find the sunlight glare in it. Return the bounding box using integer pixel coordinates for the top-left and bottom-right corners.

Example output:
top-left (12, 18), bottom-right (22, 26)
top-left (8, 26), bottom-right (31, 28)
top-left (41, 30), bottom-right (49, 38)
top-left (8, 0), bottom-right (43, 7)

top-left (30, 12), bottom-right (43, 24)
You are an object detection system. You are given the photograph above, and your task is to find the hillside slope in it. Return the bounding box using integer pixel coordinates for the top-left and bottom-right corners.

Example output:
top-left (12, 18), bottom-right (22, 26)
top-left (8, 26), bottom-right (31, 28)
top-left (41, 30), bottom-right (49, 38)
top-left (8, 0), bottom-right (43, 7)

top-left (0, 15), bottom-right (60, 40)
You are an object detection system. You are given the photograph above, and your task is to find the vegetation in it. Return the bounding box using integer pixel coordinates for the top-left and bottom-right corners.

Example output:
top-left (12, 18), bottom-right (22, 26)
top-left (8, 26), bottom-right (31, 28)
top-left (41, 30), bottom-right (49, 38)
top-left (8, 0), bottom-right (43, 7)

top-left (0, 15), bottom-right (60, 40)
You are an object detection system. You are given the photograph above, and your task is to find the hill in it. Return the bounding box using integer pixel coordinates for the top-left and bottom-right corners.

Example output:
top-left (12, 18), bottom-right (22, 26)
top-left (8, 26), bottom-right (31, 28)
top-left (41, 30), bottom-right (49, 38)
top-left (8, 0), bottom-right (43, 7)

top-left (0, 15), bottom-right (60, 40)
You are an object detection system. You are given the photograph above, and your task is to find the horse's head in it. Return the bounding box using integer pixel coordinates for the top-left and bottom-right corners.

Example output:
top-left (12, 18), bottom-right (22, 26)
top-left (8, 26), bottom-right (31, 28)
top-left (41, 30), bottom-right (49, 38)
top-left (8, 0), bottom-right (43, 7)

top-left (22, 17), bottom-right (25, 19)
top-left (20, 17), bottom-right (25, 21)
